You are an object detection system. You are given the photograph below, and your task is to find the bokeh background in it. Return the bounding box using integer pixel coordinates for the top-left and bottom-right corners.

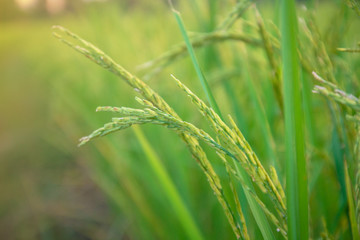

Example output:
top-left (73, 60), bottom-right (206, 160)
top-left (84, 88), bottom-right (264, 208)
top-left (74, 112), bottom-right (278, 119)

top-left (0, 1), bottom-right (239, 239)
top-left (1, 0), bottom-right (360, 239)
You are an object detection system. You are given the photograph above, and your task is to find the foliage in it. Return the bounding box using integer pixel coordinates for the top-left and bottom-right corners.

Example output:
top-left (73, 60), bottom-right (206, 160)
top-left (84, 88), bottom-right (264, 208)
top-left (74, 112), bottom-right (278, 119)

top-left (2, 0), bottom-right (360, 239)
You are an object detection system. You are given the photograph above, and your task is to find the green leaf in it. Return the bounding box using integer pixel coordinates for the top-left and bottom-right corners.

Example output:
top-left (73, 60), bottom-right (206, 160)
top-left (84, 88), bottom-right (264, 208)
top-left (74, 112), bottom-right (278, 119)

top-left (171, 6), bottom-right (222, 118)
top-left (281, 0), bottom-right (309, 238)
top-left (345, 161), bottom-right (360, 240)
top-left (132, 126), bottom-right (204, 240)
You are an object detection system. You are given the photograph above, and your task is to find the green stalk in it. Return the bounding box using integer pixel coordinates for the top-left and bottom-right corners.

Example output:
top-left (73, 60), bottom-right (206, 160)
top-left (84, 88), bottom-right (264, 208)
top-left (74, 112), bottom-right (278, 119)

top-left (187, 2), bottom-right (254, 237)
top-left (171, 5), bottom-right (275, 239)
top-left (281, 0), bottom-right (308, 239)
top-left (192, 0), bottom-right (252, 230)
top-left (345, 161), bottom-right (360, 240)
top-left (171, 6), bottom-right (222, 118)
top-left (132, 125), bottom-right (204, 240)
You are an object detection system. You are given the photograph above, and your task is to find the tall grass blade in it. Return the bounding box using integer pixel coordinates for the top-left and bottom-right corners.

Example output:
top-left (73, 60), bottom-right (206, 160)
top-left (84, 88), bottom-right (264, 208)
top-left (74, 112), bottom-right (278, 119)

top-left (132, 126), bottom-right (204, 240)
top-left (281, 0), bottom-right (308, 239)
top-left (170, 4), bottom-right (222, 118)
top-left (345, 161), bottom-right (360, 240)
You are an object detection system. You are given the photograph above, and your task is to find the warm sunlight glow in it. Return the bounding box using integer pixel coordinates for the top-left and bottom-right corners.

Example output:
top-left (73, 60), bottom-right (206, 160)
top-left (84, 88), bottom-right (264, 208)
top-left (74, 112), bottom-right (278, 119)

top-left (15, 0), bottom-right (66, 14)
top-left (15, 0), bottom-right (38, 11)
top-left (46, 0), bottom-right (66, 14)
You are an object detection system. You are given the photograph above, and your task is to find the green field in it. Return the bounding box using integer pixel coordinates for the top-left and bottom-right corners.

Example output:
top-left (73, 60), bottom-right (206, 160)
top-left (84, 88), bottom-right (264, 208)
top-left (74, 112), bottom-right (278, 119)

top-left (1, 1), bottom-right (360, 239)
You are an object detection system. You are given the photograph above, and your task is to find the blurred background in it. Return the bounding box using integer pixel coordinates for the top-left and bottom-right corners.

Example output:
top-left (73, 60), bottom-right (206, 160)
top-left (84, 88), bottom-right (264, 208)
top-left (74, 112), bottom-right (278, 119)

top-left (0, 1), bottom-right (237, 239)
top-left (1, 0), bottom-right (359, 239)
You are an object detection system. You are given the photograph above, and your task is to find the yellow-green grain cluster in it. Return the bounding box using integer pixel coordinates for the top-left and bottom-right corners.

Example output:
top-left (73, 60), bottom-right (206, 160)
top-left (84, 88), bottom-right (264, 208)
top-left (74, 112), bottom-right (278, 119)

top-left (53, 26), bottom-right (246, 239)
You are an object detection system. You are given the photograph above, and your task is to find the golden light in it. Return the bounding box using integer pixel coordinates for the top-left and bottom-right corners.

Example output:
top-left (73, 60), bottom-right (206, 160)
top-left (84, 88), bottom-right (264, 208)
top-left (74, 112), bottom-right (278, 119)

top-left (46, 0), bottom-right (66, 15)
top-left (14, 0), bottom-right (67, 14)
top-left (15, 0), bottom-right (38, 11)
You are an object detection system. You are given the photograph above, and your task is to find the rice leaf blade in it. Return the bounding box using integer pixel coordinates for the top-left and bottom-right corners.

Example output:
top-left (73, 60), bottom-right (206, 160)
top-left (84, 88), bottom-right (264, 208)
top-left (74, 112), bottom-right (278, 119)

top-left (345, 161), bottom-right (360, 240)
top-left (281, 0), bottom-right (308, 238)
top-left (132, 126), bottom-right (204, 240)
top-left (171, 6), bottom-right (222, 118)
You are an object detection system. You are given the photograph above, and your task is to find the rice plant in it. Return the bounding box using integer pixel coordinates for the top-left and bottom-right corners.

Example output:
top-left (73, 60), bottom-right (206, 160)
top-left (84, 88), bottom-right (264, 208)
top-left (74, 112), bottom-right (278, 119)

top-left (51, 0), bottom-right (360, 239)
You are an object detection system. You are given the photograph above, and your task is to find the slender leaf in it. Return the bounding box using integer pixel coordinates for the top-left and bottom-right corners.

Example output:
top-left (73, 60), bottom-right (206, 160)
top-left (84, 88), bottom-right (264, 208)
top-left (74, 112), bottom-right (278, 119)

top-left (171, 5), bottom-right (222, 118)
top-left (345, 161), bottom-right (360, 240)
top-left (132, 126), bottom-right (204, 240)
top-left (281, 0), bottom-right (309, 239)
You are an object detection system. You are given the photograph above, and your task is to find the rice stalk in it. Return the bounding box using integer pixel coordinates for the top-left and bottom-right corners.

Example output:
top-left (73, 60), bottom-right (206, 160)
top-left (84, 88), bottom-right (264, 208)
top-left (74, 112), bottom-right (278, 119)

top-left (312, 72), bottom-right (360, 112)
top-left (219, 152), bottom-right (287, 238)
top-left (300, 12), bottom-right (336, 83)
top-left (171, 5), bottom-right (221, 116)
top-left (171, 76), bottom-right (286, 224)
top-left (173, 75), bottom-right (285, 206)
top-left (138, 31), bottom-right (261, 80)
top-left (137, 31), bottom-right (261, 72)
top-left (311, 58), bottom-right (351, 233)
top-left (79, 76), bottom-right (285, 238)
top-left (315, 71), bottom-right (360, 236)
top-left (52, 26), bottom-right (242, 239)
top-left (192, 3), bottom-right (258, 237)
top-left (85, 101), bottom-right (245, 237)
top-left (170, 5), bottom-right (271, 237)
